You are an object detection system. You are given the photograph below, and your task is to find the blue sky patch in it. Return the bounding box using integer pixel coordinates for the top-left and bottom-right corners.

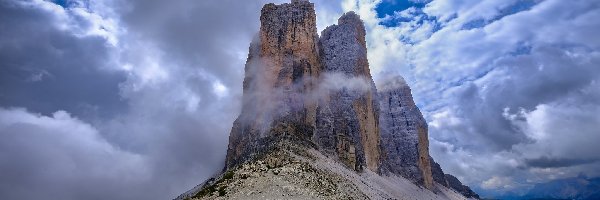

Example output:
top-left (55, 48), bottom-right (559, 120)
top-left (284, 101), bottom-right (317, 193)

top-left (52, 0), bottom-right (68, 8)
top-left (461, 0), bottom-right (540, 30)
top-left (375, 0), bottom-right (429, 27)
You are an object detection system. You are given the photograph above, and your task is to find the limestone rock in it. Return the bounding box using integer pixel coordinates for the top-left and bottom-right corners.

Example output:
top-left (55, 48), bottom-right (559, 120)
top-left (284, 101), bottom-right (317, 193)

top-left (226, 0), bottom-right (321, 169)
top-left (314, 11), bottom-right (381, 171)
top-left (377, 75), bottom-right (433, 189)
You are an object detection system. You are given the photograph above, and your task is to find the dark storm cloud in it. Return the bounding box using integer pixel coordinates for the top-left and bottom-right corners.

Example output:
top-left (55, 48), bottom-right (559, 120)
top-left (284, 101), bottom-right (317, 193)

top-left (411, 0), bottom-right (600, 194)
top-left (525, 156), bottom-right (598, 169)
top-left (0, 0), bottom-right (348, 199)
top-left (443, 44), bottom-right (600, 152)
top-left (0, 0), bottom-right (126, 119)
top-left (114, 0), bottom-right (286, 88)
top-left (0, 0), bottom-right (285, 199)
top-left (0, 108), bottom-right (149, 200)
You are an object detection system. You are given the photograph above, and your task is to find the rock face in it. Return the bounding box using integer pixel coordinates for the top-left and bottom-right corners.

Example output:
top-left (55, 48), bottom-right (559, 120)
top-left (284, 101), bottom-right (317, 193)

top-left (430, 157), bottom-right (449, 187)
top-left (377, 75), bottom-right (433, 189)
top-left (445, 174), bottom-right (481, 199)
top-left (431, 157), bottom-right (480, 199)
top-left (226, 0), bottom-right (321, 169)
top-left (314, 12), bottom-right (380, 171)
top-left (226, 2), bottom-right (381, 172)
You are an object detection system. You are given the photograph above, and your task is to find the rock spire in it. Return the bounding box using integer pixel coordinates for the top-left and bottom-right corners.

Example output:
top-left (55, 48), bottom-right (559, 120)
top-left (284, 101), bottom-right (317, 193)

top-left (377, 75), bottom-right (433, 189)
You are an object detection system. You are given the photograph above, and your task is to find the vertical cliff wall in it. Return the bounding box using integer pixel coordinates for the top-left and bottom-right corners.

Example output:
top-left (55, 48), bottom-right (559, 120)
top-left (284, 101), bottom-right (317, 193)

top-left (378, 75), bottom-right (433, 189)
top-left (225, 2), bottom-right (382, 173)
top-left (226, 0), bottom-right (321, 169)
top-left (314, 12), bottom-right (381, 171)
top-left (225, 1), bottom-right (382, 173)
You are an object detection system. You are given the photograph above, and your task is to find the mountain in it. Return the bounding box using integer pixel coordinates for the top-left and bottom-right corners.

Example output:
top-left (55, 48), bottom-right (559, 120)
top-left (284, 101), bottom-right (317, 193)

top-left (378, 75), bottom-right (433, 188)
top-left (177, 0), bottom-right (479, 199)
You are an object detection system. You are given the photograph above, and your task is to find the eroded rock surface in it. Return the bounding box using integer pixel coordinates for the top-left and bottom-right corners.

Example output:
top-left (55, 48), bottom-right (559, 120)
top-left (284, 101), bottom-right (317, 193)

top-left (226, 2), bottom-right (381, 173)
top-left (314, 11), bottom-right (381, 172)
top-left (226, 0), bottom-right (321, 169)
top-left (377, 75), bottom-right (433, 189)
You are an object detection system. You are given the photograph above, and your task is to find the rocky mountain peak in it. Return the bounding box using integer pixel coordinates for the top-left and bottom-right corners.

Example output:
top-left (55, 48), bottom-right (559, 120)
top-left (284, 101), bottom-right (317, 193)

top-left (314, 11), bottom-right (381, 172)
top-left (226, 0), bottom-right (321, 169)
top-left (181, 1), bottom-right (480, 199)
top-left (377, 74), bottom-right (433, 189)
top-left (337, 11), bottom-right (366, 47)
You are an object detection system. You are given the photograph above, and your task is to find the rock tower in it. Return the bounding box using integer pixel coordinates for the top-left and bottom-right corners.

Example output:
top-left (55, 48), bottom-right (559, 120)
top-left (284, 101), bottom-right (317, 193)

top-left (226, 1), bottom-right (381, 172)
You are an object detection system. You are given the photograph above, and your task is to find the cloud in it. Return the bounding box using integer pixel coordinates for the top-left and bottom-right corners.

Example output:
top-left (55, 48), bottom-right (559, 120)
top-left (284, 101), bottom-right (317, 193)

top-left (342, 0), bottom-right (600, 196)
top-left (0, 108), bottom-right (149, 200)
top-left (0, 0), bottom-right (126, 119)
top-left (481, 176), bottom-right (516, 190)
top-left (524, 157), bottom-right (598, 169)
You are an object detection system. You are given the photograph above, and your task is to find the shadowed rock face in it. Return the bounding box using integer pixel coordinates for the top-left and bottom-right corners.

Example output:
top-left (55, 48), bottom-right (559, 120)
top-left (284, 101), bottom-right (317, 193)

top-left (445, 174), bottom-right (480, 199)
top-left (314, 12), bottom-right (381, 171)
top-left (431, 157), bottom-right (480, 199)
top-left (377, 75), bottom-right (433, 189)
top-left (430, 157), bottom-right (449, 187)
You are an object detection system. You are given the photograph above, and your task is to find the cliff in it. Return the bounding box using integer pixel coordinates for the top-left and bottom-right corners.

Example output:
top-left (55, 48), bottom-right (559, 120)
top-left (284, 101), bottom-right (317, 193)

top-left (314, 11), bottom-right (381, 172)
top-left (377, 75), bottom-right (433, 189)
top-left (226, 1), bottom-right (381, 173)
top-left (225, 0), bottom-right (321, 169)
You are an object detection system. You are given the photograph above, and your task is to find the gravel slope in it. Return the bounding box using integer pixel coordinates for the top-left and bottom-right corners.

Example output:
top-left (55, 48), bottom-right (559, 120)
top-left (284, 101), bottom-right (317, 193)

top-left (177, 143), bottom-right (474, 200)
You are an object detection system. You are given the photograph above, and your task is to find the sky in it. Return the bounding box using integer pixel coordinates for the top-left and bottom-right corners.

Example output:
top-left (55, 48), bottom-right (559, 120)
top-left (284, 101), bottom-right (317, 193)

top-left (0, 0), bottom-right (599, 199)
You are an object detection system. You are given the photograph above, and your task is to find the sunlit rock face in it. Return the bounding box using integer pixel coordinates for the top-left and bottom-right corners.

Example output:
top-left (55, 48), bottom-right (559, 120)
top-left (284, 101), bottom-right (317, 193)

top-left (225, 0), bottom-right (382, 173)
top-left (377, 75), bottom-right (433, 189)
top-left (314, 12), bottom-right (381, 172)
top-left (226, 0), bottom-right (321, 170)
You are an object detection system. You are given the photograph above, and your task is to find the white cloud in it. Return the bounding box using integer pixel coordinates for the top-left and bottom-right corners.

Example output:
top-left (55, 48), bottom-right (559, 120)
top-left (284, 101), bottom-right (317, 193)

top-left (338, 0), bottom-right (600, 194)
top-left (212, 81), bottom-right (229, 99)
top-left (482, 176), bottom-right (514, 190)
top-left (0, 108), bottom-right (150, 200)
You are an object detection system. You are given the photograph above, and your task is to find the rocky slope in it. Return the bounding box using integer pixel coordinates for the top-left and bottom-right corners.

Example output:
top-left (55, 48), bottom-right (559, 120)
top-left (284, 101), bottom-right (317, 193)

top-left (177, 140), bottom-right (471, 200)
top-left (180, 0), bottom-right (479, 199)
